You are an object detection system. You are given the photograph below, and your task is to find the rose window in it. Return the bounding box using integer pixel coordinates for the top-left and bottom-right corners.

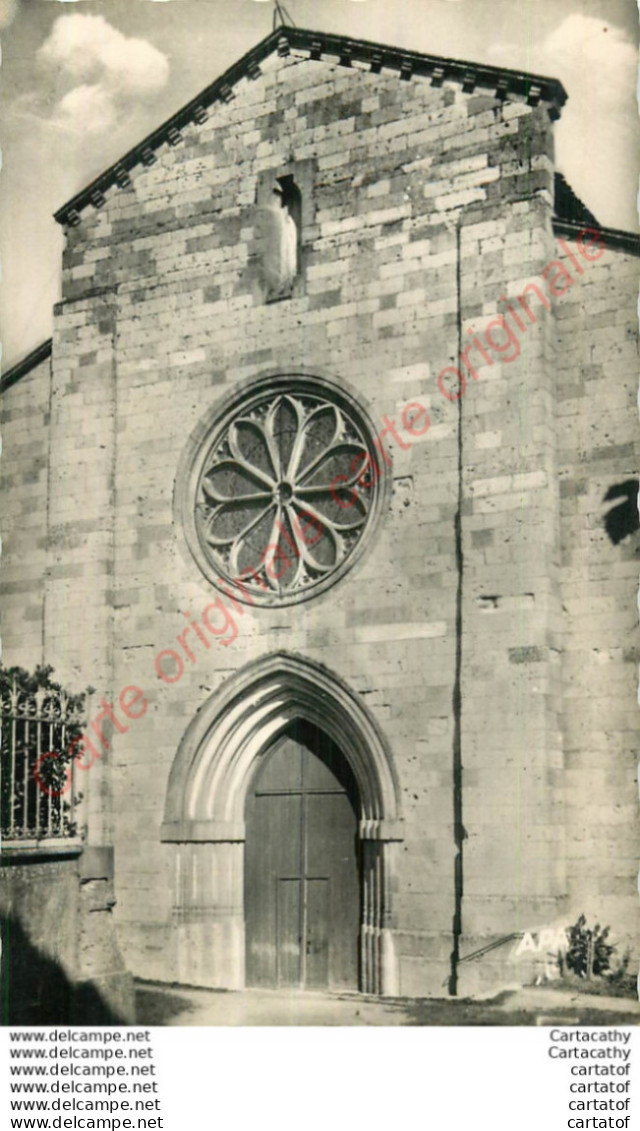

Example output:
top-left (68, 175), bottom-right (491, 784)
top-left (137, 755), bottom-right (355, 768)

top-left (183, 378), bottom-right (383, 606)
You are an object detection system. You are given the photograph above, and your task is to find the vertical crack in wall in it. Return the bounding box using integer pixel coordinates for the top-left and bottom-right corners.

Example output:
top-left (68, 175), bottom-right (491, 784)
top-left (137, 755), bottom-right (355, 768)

top-left (42, 348), bottom-right (55, 666)
top-left (449, 220), bottom-right (464, 996)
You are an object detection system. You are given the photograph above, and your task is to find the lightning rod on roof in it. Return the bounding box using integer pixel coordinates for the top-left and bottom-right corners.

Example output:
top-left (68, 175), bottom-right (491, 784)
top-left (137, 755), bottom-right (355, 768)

top-left (273, 0), bottom-right (295, 30)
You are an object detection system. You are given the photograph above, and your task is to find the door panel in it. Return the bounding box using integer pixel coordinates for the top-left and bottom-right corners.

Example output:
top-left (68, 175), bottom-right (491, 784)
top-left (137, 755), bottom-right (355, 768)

top-left (306, 792), bottom-right (359, 989)
top-left (245, 792), bottom-right (301, 987)
top-left (305, 878), bottom-right (329, 988)
top-left (276, 879), bottom-right (302, 987)
top-left (245, 722), bottom-right (360, 991)
top-left (256, 734), bottom-right (303, 792)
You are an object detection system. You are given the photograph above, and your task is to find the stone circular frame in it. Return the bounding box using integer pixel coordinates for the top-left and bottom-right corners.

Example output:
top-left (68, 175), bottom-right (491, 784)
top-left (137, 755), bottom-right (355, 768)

top-left (177, 372), bottom-right (387, 607)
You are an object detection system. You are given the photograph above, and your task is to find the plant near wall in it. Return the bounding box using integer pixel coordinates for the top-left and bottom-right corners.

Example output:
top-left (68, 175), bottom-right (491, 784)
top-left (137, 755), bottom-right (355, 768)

top-left (0, 664), bottom-right (90, 839)
top-left (564, 915), bottom-right (616, 979)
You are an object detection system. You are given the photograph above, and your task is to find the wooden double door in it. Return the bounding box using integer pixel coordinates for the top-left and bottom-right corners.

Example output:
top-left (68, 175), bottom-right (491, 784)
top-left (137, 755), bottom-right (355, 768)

top-left (245, 721), bottom-right (360, 991)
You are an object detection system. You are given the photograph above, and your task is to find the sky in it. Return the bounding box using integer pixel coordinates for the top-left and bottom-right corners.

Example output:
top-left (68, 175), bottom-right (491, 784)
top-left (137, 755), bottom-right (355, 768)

top-left (1, 0), bottom-right (638, 370)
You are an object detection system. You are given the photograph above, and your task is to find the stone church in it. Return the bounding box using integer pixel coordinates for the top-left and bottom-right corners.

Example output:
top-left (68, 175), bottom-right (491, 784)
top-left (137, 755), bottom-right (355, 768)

top-left (1, 23), bottom-right (638, 1019)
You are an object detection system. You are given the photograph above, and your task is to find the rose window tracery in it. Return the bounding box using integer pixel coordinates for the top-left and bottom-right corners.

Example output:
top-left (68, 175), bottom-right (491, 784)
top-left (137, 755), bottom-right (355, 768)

top-left (184, 380), bottom-right (383, 606)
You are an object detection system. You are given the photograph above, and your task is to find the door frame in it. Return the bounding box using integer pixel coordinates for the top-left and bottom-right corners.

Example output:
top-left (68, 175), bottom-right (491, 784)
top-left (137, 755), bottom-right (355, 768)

top-left (161, 651), bottom-right (404, 994)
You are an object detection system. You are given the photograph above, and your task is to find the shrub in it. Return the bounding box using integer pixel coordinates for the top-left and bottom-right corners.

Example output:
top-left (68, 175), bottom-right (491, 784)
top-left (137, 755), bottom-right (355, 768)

top-left (564, 915), bottom-right (616, 979)
top-left (0, 664), bottom-right (90, 838)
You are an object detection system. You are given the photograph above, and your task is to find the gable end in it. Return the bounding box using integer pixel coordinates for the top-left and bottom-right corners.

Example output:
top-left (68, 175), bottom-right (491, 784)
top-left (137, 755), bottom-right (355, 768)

top-left (53, 25), bottom-right (568, 230)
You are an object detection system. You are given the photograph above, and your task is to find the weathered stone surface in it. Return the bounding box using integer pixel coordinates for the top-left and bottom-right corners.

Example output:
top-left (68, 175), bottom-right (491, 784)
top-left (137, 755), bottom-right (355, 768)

top-left (1, 47), bottom-right (638, 999)
top-left (0, 856), bottom-right (134, 1023)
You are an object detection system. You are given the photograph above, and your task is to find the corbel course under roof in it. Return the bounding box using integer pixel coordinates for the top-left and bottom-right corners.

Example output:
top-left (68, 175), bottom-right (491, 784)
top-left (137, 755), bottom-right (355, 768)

top-left (53, 25), bottom-right (568, 229)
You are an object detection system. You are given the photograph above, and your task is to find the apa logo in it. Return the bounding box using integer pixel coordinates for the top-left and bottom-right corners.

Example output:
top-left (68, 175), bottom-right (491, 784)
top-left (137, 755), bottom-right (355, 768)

top-left (511, 927), bottom-right (569, 961)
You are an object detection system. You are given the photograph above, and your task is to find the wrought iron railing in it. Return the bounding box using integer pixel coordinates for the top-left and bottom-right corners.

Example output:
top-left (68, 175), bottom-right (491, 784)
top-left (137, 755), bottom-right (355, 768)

top-left (0, 681), bottom-right (87, 842)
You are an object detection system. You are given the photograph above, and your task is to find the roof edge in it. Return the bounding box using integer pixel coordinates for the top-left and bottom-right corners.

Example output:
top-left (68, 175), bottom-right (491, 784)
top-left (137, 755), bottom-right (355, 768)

top-left (1, 339), bottom-right (52, 395)
top-left (53, 24), bottom-right (568, 228)
top-left (553, 217), bottom-right (640, 257)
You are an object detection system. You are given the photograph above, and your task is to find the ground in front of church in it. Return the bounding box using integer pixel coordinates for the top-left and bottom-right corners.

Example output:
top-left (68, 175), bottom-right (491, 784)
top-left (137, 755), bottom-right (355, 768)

top-left (134, 981), bottom-right (640, 1027)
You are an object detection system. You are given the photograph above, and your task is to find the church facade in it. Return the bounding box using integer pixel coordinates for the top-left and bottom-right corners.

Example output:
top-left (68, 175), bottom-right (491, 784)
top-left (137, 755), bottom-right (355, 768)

top-left (2, 25), bottom-right (639, 1010)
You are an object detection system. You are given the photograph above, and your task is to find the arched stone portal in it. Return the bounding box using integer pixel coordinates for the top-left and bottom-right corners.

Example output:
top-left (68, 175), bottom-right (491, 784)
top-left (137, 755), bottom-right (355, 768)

top-left (161, 652), bottom-right (404, 994)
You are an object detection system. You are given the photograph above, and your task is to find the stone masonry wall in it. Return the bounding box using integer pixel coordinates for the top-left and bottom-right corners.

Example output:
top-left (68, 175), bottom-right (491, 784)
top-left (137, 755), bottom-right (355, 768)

top-left (50, 48), bottom-right (562, 995)
top-left (6, 44), bottom-right (632, 998)
top-left (555, 235), bottom-right (640, 958)
top-left (456, 190), bottom-right (564, 995)
top-left (0, 357), bottom-right (51, 668)
top-left (0, 349), bottom-right (132, 1020)
top-left (0, 854), bottom-right (134, 1024)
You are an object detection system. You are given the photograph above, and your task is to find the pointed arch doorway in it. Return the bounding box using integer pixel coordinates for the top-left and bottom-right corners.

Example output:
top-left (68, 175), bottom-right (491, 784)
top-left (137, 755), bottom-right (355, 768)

top-left (245, 720), bottom-right (360, 991)
top-left (161, 652), bottom-right (404, 995)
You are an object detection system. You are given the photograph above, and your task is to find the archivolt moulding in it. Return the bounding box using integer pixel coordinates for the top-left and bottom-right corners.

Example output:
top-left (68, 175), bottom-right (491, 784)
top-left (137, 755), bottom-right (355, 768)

top-left (161, 650), bottom-right (403, 844)
top-left (161, 650), bottom-right (403, 994)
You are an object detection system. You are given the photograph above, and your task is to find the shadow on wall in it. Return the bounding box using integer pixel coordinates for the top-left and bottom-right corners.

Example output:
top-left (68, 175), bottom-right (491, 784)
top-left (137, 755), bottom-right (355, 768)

top-left (603, 480), bottom-right (639, 545)
top-left (1, 913), bottom-right (127, 1026)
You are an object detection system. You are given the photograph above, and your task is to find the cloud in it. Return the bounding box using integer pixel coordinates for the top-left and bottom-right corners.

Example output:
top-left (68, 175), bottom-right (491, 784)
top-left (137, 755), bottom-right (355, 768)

top-left (487, 13), bottom-right (637, 101)
top-left (486, 14), bottom-right (639, 230)
top-left (37, 13), bottom-right (170, 134)
top-left (5, 90), bottom-right (78, 135)
top-left (39, 13), bottom-right (169, 96)
top-left (57, 83), bottom-right (118, 134)
top-left (538, 14), bottom-right (636, 112)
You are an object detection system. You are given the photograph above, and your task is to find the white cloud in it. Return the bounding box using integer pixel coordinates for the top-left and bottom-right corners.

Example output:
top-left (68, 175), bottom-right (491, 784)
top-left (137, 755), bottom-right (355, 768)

top-left (487, 13), bottom-right (637, 105)
top-left (57, 83), bottom-right (118, 134)
top-left (5, 90), bottom-right (76, 135)
top-left (539, 14), bottom-right (636, 112)
top-left (37, 13), bottom-right (170, 134)
top-left (487, 14), bottom-right (639, 231)
top-left (39, 13), bottom-right (170, 95)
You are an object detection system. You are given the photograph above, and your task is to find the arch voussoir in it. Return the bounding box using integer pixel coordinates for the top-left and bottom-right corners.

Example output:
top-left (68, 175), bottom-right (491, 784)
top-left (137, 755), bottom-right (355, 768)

top-left (161, 651), bottom-right (403, 994)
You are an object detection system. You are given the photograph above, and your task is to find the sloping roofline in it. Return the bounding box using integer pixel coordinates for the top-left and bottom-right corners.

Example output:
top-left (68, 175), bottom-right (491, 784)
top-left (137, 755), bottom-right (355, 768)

top-left (0, 339), bottom-right (52, 395)
top-left (53, 24), bottom-right (568, 227)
